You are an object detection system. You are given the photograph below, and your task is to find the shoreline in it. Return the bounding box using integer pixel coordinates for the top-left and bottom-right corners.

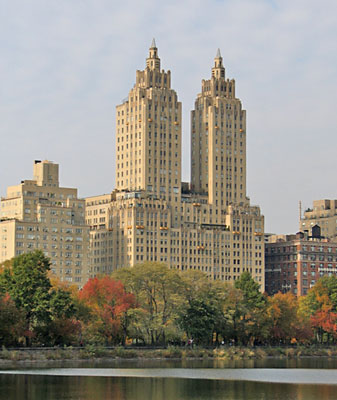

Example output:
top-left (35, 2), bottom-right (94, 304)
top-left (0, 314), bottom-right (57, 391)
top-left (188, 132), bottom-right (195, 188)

top-left (1, 346), bottom-right (337, 366)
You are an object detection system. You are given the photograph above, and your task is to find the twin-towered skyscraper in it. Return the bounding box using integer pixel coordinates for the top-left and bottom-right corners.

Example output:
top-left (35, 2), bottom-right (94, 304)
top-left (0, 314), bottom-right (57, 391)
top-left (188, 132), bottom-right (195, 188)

top-left (0, 40), bottom-right (265, 289)
top-left (86, 40), bottom-right (265, 288)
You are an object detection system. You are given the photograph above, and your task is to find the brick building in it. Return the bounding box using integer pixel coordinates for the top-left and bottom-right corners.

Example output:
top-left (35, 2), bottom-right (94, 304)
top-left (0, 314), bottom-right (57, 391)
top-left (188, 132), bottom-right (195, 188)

top-left (265, 227), bottom-right (337, 296)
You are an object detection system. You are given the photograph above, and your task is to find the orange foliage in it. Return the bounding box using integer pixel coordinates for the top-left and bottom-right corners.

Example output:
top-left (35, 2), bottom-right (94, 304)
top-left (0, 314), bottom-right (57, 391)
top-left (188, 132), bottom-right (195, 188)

top-left (310, 302), bottom-right (337, 337)
top-left (268, 292), bottom-right (312, 343)
top-left (49, 273), bottom-right (79, 297)
top-left (305, 280), bottom-right (337, 339)
top-left (268, 292), bottom-right (298, 342)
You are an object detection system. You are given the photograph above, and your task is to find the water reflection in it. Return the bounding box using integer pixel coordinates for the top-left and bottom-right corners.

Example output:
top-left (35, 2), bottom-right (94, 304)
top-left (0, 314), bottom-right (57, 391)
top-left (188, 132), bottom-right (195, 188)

top-left (0, 375), bottom-right (336, 400)
top-left (3, 367), bottom-right (337, 384)
top-left (2, 358), bottom-right (337, 400)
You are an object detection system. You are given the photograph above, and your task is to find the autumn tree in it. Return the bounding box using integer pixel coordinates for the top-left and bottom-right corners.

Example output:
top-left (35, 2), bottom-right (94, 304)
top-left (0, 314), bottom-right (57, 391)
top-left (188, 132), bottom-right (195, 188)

top-left (300, 276), bottom-right (337, 343)
top-left (0, 293), bottom-right (25, 346)
top-left (267, 292), bottom-right (311, 344)
top-left (79, 276), bottom-right (136, 345)
top-left (310, 304), bottom-right (337, 343)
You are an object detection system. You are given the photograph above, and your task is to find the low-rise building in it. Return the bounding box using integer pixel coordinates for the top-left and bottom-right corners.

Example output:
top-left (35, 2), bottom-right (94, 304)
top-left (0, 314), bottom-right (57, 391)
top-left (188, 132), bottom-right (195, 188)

top-left (265, 227), bottom-right (337, 296)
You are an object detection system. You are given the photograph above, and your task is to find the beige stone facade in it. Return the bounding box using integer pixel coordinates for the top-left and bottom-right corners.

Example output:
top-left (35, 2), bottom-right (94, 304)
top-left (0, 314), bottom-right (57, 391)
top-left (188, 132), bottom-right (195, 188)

top-left (301, 199), bottom-right (337, 239)
top-left (86, 42), bottom-right (265, 289)
top-left (0, 160), bottom-right (90, 286)
top-left (115, 41), bottom-right (181, 213)
top-left (191, 49), bottom-right (247, 208)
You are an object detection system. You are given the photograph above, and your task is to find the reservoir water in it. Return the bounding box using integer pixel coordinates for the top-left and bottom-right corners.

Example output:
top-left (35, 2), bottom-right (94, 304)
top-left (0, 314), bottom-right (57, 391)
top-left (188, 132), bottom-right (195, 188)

top-left (1, 357), bottom-right (337, 399)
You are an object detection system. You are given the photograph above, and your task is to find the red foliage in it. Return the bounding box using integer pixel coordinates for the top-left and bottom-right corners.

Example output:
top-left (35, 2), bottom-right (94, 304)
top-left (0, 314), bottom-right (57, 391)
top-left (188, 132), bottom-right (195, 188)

top-left (0, 293), bottom-right (26, 345)
top-left (80, 276), bottom-right (135, 312)
top-left (79, 276), bottom-right (136, 343)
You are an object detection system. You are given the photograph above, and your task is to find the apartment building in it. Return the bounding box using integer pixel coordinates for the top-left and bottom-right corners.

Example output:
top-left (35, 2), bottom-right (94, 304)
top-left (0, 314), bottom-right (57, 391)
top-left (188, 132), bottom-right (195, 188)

top-left (301, 199), bottom-right (337, 239)
top-left (265, 227), bottom-right (337, 296)
top-left (86, 41), bottom-right (265, 289)
top-left (0, 160), bottom-right (90, 286)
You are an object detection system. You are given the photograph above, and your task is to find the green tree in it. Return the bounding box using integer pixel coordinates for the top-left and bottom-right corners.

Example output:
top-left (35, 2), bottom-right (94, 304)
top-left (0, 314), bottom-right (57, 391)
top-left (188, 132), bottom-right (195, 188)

top-left (0, 251), bottom-right (52, 344)
top-left (221, 285), bottom-right (246, 343)
top-left (114, 262), bottom-right (184, 345)
top-left (37, 287), bottom-right (80, 346)
top-left (233, 272), bottom-right (268, 344)
top-left (0, 260), bottom-right (12, 294)
top-left (179, 298), bottom-right (219, 345)
top-left (0, 251), bottom-right (79, 346)
top-left (179, 270), bottom-right (227, 345)
top-left (234, 271), bottom-right (265, 309)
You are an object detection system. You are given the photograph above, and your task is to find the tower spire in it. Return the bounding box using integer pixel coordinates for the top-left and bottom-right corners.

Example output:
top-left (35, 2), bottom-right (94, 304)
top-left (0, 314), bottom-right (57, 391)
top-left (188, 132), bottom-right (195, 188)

top-left (147, 38), bottom-right (160, 70)
top-left (212, 48), bottom-right (225, 78)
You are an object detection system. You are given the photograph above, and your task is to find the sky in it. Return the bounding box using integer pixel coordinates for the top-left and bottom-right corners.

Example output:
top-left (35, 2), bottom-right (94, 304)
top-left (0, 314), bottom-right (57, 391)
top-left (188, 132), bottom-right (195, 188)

top-left (1, 0), bottom-right (337, 234)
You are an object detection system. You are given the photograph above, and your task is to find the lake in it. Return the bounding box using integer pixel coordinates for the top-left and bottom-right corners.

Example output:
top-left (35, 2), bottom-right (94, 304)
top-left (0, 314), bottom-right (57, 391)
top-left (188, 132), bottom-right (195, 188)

top-left (1, 357), bottom-right (337, 399)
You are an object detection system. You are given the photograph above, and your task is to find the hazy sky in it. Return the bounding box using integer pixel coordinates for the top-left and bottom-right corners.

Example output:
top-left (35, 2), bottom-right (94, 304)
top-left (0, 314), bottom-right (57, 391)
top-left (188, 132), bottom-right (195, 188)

top-left (1, 0), bottom-right (337, 234)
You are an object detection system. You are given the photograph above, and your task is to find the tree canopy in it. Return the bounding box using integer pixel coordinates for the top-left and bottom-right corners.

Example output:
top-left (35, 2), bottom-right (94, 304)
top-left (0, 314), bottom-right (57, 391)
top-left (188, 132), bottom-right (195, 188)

top-left (1, 254), bottom-right (337, 347)
top-left (0, 250), bottom-right (79, 346)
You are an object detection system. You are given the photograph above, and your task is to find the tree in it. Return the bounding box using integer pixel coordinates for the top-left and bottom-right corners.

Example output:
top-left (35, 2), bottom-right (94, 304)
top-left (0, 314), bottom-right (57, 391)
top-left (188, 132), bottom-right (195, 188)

top-left (37, 286), bottom-right (80, 346)
top-left (222, 285), bottom-right (246, 343)
top-left (0, 251), bottom-right (79, 346)
top-left (233, 272), bottom-right (268, 344)
top-left (0, 251), bottom-right (52, 345)
top-left (0, 260), bottom-right (12, 294)
top-left (300, 277), bottom-right (337, 343)
top-left (114, 262), bottom-right (184, 345)
top-left (234, 272), bottom-right (266, 310)
top-left (267, 292), bottom-right (311, 344)
top-left (79, 276), bottom-right (136, 345)
top-left (0, 293), bottom-right (25, 347)
top-left (300, 276), bottom-right (337, 315)
top-left (179, 270), bottom-right (227, 345)
top-left (179, 298), bottom-right (220, 345)
top-left (310, 304), bottom-right (337, 342)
